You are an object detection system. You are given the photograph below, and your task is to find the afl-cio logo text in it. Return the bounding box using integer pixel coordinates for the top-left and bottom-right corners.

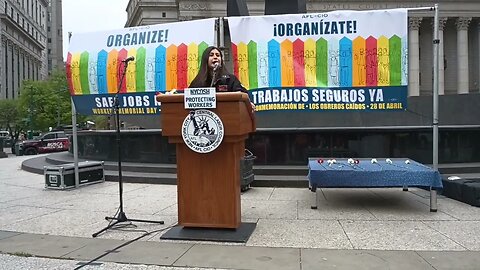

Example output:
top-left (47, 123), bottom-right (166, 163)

top-left (182, 110), bottom-right (224, 153)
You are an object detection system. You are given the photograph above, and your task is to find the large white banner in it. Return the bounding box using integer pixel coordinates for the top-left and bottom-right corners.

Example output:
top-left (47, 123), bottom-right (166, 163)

top-left (66, 18), bottom-right (216, 115)
top-left (228, 9), bottom-right (408, 112)
top-left (229, 9), bottom-right (407, 43)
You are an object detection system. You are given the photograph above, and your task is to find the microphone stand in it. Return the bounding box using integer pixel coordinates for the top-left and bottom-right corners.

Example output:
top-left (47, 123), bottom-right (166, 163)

top-left (92, 58), bottom-right (164, 238)
top-left (211, 65), bottom-right (219, 87)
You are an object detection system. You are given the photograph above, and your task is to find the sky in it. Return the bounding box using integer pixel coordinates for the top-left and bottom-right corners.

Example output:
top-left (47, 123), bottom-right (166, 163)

top-left (62, 0), bottom-right (130, 59)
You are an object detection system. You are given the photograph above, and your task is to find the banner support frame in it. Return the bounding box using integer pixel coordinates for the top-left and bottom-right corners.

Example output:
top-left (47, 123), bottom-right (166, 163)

top-left (407, 4), bottom-right (439, 212)
top-left (406, 5), bottom-right (439, 173)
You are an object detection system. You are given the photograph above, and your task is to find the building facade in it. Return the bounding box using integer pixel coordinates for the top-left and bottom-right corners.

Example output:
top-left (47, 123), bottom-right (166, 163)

top-left (0, 0), bottom-right (62, 100)
top-left (118, 0), bottom-right (480, 165)
top-left (125, 0), bottom-right (480, 97)
top-left (46, 0), bottom-right (63, 74)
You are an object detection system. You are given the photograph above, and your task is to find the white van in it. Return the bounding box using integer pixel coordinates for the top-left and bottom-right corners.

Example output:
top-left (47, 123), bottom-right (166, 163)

top-left (0, 131), bottom-right (9, 139)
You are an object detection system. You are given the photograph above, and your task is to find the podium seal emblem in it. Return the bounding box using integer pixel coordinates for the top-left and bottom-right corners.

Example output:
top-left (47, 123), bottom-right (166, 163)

top-left (181, 109), bottom-right (224, 153)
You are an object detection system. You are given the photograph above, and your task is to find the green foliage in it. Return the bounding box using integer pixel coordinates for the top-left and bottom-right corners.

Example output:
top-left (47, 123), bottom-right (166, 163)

top-left (0, 99), bottom-right (18, 129)
top-left (0, 99), bottom-right (26, 140)
top-left (1, 69), bottom-right (100, 137)
top-left (16, 69), bottom-right (81, 133)
top-left (18, 72), bottom-right (73, 132)
top-left (91, 115), bottom-right (111, 130)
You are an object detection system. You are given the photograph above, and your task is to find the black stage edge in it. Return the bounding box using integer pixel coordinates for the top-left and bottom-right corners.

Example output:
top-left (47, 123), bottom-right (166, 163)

top-left (161, 222), bottom-right (256, 243)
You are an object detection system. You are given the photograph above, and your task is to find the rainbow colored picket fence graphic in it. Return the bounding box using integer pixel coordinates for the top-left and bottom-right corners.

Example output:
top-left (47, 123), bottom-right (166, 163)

top-left (66, 42), bottom-right (209, 95)
top-left (231, 36), bottom-right (407, 90)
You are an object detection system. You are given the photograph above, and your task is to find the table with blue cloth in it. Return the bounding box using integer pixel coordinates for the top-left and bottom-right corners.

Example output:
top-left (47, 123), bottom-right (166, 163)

top-left (307, 158), bottom-right (443, 212)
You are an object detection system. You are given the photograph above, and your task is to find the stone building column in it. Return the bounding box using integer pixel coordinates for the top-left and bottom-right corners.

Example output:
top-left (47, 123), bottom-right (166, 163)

top-left (456, 17), bottom-right (471, 94)
top-left (32, 61), bottom-right (36, 81)
top-left (7, 41), bottom-right (13, 99)
top-left (28, 57), bottom-right (32, 79)
top-left (19, 52), bottom-right (24, 90)
top-left (437, 18), bottom-right (448, 95)
top-left (1, 37), bottom-right (6, 99)
top-left (34, 60), bottom-right (39, 81)
top-left (13, 45), bottom-right (19, 99)
top-left (32, 60), bottom-right (36, 81)
top-left (408, 17), bottom-right (422, 96)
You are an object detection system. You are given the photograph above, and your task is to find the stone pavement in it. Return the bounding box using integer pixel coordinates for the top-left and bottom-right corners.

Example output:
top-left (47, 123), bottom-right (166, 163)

top-left (1, 152), bottom-right (480, 269)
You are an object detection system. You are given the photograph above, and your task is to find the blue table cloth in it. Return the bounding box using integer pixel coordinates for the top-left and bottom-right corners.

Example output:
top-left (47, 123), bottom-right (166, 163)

top-left (308, 158), bottom-right (443, 190)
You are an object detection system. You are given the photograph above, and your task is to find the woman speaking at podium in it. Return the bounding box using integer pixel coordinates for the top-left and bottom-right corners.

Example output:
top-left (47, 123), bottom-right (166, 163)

top-left (189, 46), bottom-right (246, 92)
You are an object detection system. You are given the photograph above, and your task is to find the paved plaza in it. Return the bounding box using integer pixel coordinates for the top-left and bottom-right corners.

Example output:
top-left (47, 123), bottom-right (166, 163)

top-left (1, 152), bottom-right (480, 269)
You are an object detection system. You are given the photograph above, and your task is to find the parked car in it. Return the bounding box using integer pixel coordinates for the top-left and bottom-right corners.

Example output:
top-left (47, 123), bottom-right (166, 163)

top-left (16, 131), bottom-right (70, 155)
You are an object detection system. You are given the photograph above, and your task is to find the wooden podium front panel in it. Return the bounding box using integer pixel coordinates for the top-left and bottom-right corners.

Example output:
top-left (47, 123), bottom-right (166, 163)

top-left (157, 92), bottom-right (255, 229)
top-left (176, 139), bottom-right (244, 229)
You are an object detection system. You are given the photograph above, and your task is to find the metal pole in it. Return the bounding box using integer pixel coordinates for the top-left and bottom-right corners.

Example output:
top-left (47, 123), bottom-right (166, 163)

top-left (433, 5), bottom-right (439, 172)
top-left (219, 17), bottom-right (225, 49)
top-left (57, 106), bottom-right (60, 127)
top-left (68, 31), bottom-right (80, 188)
top-left (28, 87), bottom-right (33, 139)
top-left (430, 3), bottom-right (440, 212)
top-left (407, 5), bottom-right (438, 211)
top-left (406, 6), bottom-right (436, 11)
top-left (71, 98), bottom-right (80, 188)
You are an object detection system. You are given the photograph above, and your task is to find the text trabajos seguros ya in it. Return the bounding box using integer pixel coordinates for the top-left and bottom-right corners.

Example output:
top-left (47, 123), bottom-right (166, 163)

top-left (251, 88), bottom-right (385, 104)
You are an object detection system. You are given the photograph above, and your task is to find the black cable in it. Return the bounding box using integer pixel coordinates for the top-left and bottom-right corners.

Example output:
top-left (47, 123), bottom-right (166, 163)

top-left (405, 108), bottom-right (434, 121)
top-left (99, 208), bottom-right (144, 234)
top-left (106, 226), bottom-right (146, 233)
top-left (106, 206), bottom-right (121, 228)
top-left (74, 223), bottom-right (177, 270)
top-left (109, 221), bottom-right (136, 231)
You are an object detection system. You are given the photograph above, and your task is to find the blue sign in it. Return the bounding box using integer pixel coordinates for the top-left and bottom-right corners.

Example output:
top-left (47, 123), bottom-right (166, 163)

top-left (72, 92), bottom-right (161, 115)
top-left (248, 86), bottom-right (407, 112)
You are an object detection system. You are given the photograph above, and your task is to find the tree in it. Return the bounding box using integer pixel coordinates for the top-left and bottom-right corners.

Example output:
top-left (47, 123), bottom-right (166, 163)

top-left (2, 69), bottom-right (98, 138)
top-left (17, 70), bottom-right (90, 132)
top-left (0, 99), bottom-right (26, 141)
top-left (91, 115), bottom-right (110, 130)
top-left (43, 70), bottom-right (75, 128)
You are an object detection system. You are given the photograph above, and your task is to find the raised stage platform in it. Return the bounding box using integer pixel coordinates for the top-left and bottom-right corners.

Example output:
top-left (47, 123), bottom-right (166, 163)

top-left (16, 151), bottom-right (480, 207)
top-left (20, 152), bottom-right (309, 188)
top-left (14, 152), bottom-right (480, 206)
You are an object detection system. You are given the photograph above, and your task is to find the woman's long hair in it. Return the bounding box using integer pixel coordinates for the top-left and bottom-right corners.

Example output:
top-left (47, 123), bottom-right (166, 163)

top-left (189, 46), bottom-right (229, 88)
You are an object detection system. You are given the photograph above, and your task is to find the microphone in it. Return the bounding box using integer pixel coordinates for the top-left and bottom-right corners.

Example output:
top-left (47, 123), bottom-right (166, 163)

top-left (213, 62), bottom-right (220, 71)
top-left (122, 56), bottom-right (135, 62)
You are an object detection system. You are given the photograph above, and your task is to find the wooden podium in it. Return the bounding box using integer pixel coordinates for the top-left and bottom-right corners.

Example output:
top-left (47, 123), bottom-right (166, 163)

top-left (156, 92), bottom-right (255, 229)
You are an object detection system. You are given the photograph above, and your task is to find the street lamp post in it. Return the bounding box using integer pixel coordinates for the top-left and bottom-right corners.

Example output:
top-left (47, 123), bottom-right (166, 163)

top-left (27, 86), bottom-right (35, 139)
top-left (57, 108), bottom-right (60, 127)
top-left (55, 89), bottom-right (64, 129)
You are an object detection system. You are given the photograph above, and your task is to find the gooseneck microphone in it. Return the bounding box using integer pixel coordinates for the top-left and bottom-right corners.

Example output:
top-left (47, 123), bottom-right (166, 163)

top-left (122, 56), bottom-right (135, 62)
top-left (213, 62), bottom-right (220, 71)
